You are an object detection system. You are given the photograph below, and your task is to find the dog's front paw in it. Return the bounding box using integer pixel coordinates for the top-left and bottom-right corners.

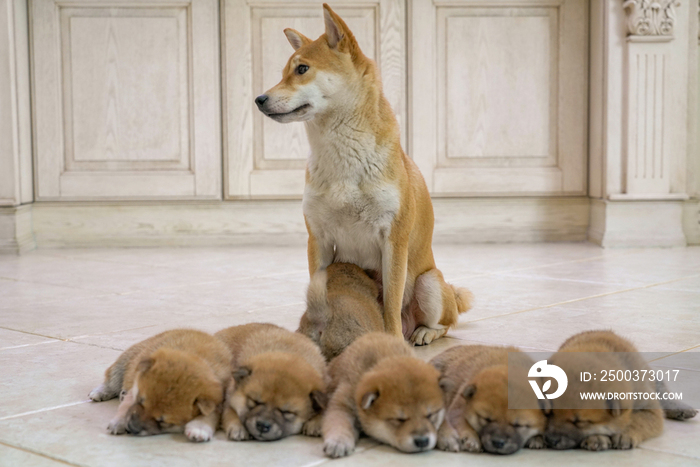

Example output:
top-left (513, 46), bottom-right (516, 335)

top-left (225, 423), bottom-right (250, 441)
top-left (323, 432), bottom-right (355, 458)
top-left (436, 432), bottom-right (460, 452)
top-left (611, 433), bottom-right (638, 450)
top-left (107, 417), bottom-right (127, 435)
top-left (581, 435), bottom-right (612, 451)
top-left (459, 435), bottom-right (483, 453)
top-left (410, 326), bottom-right (444, 346)
top-left (185, 419), bottom-right (214, 442)
top-left (302, 415), bottom-right (323, 437)
top-left (89, 384), bottom-right (116, 402)
top-left (525, 435), bottom-right (545, 449)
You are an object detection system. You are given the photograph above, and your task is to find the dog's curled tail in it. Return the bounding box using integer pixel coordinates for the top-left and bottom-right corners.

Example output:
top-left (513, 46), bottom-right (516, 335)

top-left (450, 284), bottom-right (474, 314)
top-left (306, 270), bottom-right (329, 318)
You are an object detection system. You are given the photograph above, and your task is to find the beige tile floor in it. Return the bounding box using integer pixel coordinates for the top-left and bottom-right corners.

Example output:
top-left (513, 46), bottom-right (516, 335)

top-left (0, 244), bottom-right (699, 466)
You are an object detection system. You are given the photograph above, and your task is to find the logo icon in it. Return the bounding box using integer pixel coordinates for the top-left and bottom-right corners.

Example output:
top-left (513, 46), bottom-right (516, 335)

top-left (528, 360), bottom-right (568, 400)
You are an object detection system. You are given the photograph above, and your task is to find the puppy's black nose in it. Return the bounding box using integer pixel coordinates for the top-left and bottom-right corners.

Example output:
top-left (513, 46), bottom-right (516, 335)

top-left (413, 436), bottom-right (430, 449)
top-left (491, 437), bottom-right (506, 449)
top-left (255, 95), bottom-right (268, 108)
top-left (256, 420), bottom-right (271, 434)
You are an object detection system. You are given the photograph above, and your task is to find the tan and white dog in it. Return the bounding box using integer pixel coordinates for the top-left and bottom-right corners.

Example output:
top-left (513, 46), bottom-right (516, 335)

top-left (255, 3), bottom-right (472, 345)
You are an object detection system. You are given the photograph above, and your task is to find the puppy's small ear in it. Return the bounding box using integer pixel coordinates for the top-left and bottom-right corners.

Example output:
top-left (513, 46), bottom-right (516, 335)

top-left (606, 398), bottom-right (622, 417)
top-left (438, 377), bottom-right (456, 395)
top-left (538, 398), bottom-right (552, 415)
top-left (360, 391), bottom-right (379, 410)
top-left (461, 384), bottom-right (476, 400)
top-left (137, 358), bottom-right (154, 374)
top-left (284, 28), bottom-right (311, 50)
top-left (323, 4), bottom-right (344, 49)
top-left (233, 366), bottom-right (251, 384)
top-left (310, 390), bottom-right (328, 413)
top-left (196, 397), bottom-right (218, 417)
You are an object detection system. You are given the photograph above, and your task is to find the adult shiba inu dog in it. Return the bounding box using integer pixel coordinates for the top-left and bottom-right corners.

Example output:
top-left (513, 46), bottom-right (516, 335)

top-left (546, 330), bottom-right (697, 451)
top-left (255, 3), bottom-right (473, 345)
top-left (322, 332), bottom-right (445, 457)
top-left (431, 345), bottom-right (547, 455)
top-left (297, 262), bottom-right (384, 360)
top-left (215, 323), bottom-right (328, 441)
top-left (89, 329), bottom-right (232, 442)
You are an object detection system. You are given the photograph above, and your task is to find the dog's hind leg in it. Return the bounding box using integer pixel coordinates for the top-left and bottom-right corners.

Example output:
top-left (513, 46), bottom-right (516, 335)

top-left (409, 269), bottom-right (473, 346)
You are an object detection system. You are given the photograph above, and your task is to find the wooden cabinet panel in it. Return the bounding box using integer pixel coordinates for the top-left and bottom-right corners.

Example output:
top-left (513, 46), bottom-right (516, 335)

top-left (223, 0), bottom-right (406, 199)
top-left (411, 0), bottom-right (588, 196)
top-left (31, 0), bottom-right (221, 200)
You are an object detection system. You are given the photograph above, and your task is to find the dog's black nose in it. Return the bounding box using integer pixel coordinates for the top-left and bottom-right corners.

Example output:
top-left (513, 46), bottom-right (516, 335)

top-left (413, 436), bottom-right (430, 449)
top-left (256, 420), bottom-right (271, 434)
top-left (490, 437), bottom-right (506, 449)
top-left (255, 95), bottom-right (268, 108)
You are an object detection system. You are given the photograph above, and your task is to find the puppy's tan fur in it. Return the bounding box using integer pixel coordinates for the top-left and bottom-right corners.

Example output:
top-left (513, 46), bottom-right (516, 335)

top-left (322, 332), bottom-right (445, 457)
top-left (431, 345), bottom-right (546, 455)
top-left (297, 262), bottom-right (384, 360)
top-left (547, 330), bottom-right (695, 451)
top-left (257, 4), bottom-right (472, 346)
top-left (89, 329), bottom-right (232, 442)
top-left (215, 323), bottom-right (328, 441)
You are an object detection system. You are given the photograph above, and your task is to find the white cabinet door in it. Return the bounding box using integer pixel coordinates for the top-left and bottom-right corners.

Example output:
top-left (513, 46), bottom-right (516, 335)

top-left (31, 0), bottom-right (221, 200)
top-left (410, 0), bottom-right (588, 196)
top-left (223, 0), bottom-right (406, 199)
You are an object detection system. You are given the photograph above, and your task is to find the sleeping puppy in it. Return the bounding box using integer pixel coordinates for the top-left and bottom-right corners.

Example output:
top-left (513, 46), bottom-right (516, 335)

top-left (297, 262), bottom-right (384, 360)
top-left (88, 329), bottom-right (232, 442)
top-left (431, 345), bottom-right (546, 455)
top-left (546, 330), bottom-right (696, 451)
top-left (214, 323), bottom-right (328, 441)
top-left (322, 332), bottom-right (445, 457)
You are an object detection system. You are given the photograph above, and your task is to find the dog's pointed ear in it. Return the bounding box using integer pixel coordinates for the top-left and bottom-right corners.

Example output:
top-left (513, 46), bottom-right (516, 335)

top-left (461, 384), bottom-right (476, 400)
top-left (438, 377), bottom-right (456, 395)
top-left (233, 366), bottom-right (251, 384)
top-left (136, 357), bottom-right (154, 375)
top-left (196, 397), bottom-right (218, 416)
top-left (360, 391), bottom-right (379, 410)
top-left (284, 28), bottom-right (311, 50)
top-left (606, 398), bottom-right (622, 417)
top-left (310, 390), bottom-right (328, 413)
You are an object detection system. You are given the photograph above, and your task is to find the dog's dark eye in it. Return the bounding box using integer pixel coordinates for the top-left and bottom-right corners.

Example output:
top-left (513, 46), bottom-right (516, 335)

top-left (388, 417), bottom-right (407, 426)
top-left (512, 422), bottom-right (529, 428)
top-left (296, 64), bottom-right (309, 75)
top-left (247, 397), bottom-right (263, 409)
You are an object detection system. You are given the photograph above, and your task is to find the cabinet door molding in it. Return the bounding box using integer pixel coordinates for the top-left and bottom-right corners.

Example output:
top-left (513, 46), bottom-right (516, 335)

top-left (410, 0), bottom-right (588, 196)
top-left (31, 0), bottom-right (221, 200)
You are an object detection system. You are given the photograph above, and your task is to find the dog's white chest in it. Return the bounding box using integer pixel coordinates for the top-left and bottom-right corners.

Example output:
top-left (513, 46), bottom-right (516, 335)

top-left (303, 180), bottom-right (399, 271)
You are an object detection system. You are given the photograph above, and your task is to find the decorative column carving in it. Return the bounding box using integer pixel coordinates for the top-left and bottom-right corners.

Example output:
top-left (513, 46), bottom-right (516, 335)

top-left (622, 0), bottom-right (680, 37)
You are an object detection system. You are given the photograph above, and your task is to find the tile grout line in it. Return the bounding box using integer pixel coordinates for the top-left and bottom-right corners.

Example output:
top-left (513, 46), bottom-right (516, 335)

top-left (639, 446), bottom-right (700, 460)
top-left (648, 343), bottom-right (700, 363)
top-left (447, 249), bottom-right (639, 282)
top-left (463, 273), bottom-right (700, 324)
top-left (0, 340), bottom-right (62, 351)
top-left (0, 326), bottom-right (68, 343)
top-left (0, 400), bottom-right (91, 422)
top-left (0, 440), bottom-right (84, 467)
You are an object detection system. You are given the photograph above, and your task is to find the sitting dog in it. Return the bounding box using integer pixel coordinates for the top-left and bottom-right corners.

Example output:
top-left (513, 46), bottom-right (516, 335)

top-left (431, 345), bottom-right (547, 454)
top-left (546, 330), bottom-right (697, 451)
top-left (255, 3), bottom-right (473, 345)
top-left (214, 323), bottom-right (328, 441)
top-left (89, 329), bottom-right (232, 442)
top-left (297, 262), bottom-right (384, 360)
top-left (322, 332), bottom-right (445, 457)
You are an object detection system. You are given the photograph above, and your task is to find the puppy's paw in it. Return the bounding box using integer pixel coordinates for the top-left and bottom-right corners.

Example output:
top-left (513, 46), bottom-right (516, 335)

top-left (185, 419), bottom-right (213, 443)
top-left (436, 432), bottom-right (460, 452)
top-left (226, 423), bottom-right (251, 441)
top-left (89, 384), bottom-right (116, 402)
top-left (525, 435), bottom-right (545, 449)
top-left (459, 435), bottom-right (483, 453)
top-left (611, 433), bottom-right (638, 450)
top-left (581, 435), bottom-right (612, 451)
top-left (410, 326), bottom-right (444, 346)
top-left (323, 433), bottom-right (355, 458)
top-left (107, 417), bottom-right (127, 435)
top-left (302, 415), bottom-right (323, 437)
top-left (665, 407), bottom-right (698, 421)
